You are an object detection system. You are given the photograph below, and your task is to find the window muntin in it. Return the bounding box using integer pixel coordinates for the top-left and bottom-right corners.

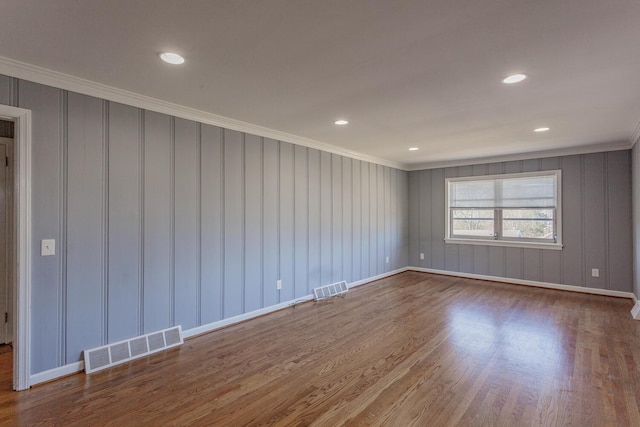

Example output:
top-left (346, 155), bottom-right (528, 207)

top-left (446, 171), bottom-right (561, 248)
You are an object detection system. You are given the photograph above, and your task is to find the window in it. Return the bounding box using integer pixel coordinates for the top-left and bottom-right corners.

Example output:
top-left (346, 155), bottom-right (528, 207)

top-left (446, 171), bottom-right (562, 250)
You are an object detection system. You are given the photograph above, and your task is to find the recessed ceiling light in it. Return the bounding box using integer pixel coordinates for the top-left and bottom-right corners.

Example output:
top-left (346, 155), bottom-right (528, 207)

top-left (159, 52), bottom-right (185, 65)
top-left (502, 73), bottom-right (527, 84)
top-left (534, 127), bottom-right (550, 132)
top-left (409, 147), bottom-right (419, 151)
top-left (334, 119), bottom-right (349, 125)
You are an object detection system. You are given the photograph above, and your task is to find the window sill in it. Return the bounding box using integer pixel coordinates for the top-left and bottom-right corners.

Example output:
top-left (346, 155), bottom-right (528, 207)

top-left (444, 238), bottom-right (563, 251)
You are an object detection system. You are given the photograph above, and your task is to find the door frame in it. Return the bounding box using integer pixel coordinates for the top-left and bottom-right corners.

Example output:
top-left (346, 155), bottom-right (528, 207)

top-left (0, 104), bottom-right (31, 391)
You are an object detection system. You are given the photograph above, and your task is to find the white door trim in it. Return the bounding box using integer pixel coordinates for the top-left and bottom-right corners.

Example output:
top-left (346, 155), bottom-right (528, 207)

top-left (0, 105), bottom-right (31, 391)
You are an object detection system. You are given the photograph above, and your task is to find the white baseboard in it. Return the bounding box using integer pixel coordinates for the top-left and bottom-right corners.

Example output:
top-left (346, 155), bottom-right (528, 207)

top-left (347, 267), bottom-right (409, 289)
top-left (182, 295), bottom-right (315, 339)
top-left (30, 361), bottom-right (84, 387)
top-left (631, 302), bottom-right (640, 320)
top-left (408, 266), bottom-right (636, 300)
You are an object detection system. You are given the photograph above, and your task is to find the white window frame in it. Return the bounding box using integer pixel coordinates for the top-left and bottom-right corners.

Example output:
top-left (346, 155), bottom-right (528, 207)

top-left (445, 170), bottom-right (563, 250)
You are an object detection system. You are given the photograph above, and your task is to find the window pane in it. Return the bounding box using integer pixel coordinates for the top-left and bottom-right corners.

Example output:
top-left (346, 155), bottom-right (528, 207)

top-left (449, 174), bottom-right (557, 208)
top-left (449, 181), bottom-right (495, 208)
top-left (502, 209), bottom-right (554, 239)
top-left (500, 177), bottom-right (555, 208)
top-left (452, 209), bottom-right (494, 237)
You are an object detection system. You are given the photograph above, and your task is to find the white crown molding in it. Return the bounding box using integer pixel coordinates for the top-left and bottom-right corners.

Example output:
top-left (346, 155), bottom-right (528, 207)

top-left (0, 55), bottom-right (405, 170)
top-left (406, 140), bottom-right (634, 171)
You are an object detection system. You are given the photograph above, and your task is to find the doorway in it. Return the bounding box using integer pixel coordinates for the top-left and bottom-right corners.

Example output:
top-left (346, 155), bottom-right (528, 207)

top-left (0, 135), bottom-right (14, 346)
top-left (0, 105), bottom-right (31, 391)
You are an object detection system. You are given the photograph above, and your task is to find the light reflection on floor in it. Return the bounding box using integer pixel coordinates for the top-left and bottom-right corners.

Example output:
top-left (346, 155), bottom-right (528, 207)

top-left (447, 302), bottom-right (569, 380)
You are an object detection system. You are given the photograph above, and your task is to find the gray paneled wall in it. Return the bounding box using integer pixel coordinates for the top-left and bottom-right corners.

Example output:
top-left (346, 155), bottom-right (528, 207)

top-left (633, 144), bottom-right (640, 298)
top-left (408, 152), bottom-right (633, 292)
top-left (0, 74), bottom-right (409, 375)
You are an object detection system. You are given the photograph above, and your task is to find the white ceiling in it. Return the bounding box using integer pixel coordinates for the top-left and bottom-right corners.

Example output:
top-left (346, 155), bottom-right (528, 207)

top-left (1, 0), bottom-right (639, 169)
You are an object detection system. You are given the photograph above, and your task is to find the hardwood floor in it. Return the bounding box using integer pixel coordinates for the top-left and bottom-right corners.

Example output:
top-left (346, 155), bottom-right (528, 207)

top-left (1, 271), bottom-right (639, 426)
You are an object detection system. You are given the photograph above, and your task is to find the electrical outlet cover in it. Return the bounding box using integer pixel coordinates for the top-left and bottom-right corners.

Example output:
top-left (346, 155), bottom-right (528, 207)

top-left (41, 239), bottom-right (55, 256)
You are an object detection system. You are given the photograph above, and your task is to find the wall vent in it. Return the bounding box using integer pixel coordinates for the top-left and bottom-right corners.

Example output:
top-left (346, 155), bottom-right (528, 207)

top-left (83, 325), bottom-right (183, 374)
top-left (313, 281), bottom-right (348, 300)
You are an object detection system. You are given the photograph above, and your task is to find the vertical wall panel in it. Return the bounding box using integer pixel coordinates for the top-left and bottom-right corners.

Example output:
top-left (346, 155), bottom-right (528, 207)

top-left (223, 130), bottom-right (244, 316)
top-left (244, 134), bottom-right (263, 311)
top-left (384, 167), bottom-right (391, 271)
top-left (360, 161), bottom-right (370, 278)
top-left (522, 159), bottom-right (540, 172)
top-left (294, 146), bottom-right (309, 297)
top-left (377, 165), bottom-right (385, 274)
top-left (419, 171), bottom-right (432, 267)
top-left (430, 168), bottom-right (445, 270)
top-left (342, 159), bottom-right (353, 282)
top-left (143, 111), bottom-right (172, 333)
top-left (200, 125), bottom-right (223, 323)
top-left (607, 151), bottom-right (632, 292)
top-left (632, 146), bottom-right (640, 297)
top-left (561, 155), bottom-right (583, 286)
top-left (351, 160), bottom-right (362, 281)
top-left (106, 102), bottom-right (140, 343)
top-left (320, 151), bottom-right (332, 285)
top-left (390, 168), bottom-right (397, 269)
top-left (522, 250), bottom-right (541, 282)
top-left (488, 247), bottom-right (505, 278)
top-left (173, 118), bottom-right (199, 330)
top-left (65, 93), bottom-right (104, 362)
top-left (408, 171), bottom-right (420, 267)
top-left (279, 142), bottom-right (295, 301)
top-left (369, 163), bottom-right (378, 276)
top-left (398, 170), bottom-right (409, 267)
top-left (331, 155), bottom-right (343, 282)
top-left (583, 153), bottom-right (607, 288)
top-left (262, 139), bottom-right (280, 306)
top-left (307, 148), bottom-right (321, 290)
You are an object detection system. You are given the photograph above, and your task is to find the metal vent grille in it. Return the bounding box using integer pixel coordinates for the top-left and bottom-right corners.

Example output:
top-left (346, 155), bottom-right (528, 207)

top-left (148, 332), bottom-right (165, 352)
top-left (84, 325), bottom-right (183, 374)
top-left (313, 281), bottom-right (348, 300)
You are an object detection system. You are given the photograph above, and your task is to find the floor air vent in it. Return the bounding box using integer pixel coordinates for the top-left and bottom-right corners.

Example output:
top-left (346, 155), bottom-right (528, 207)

top-left (84, 325), bottom-right (183, 374)
top-left (313, 281), bottom-right (348, 300)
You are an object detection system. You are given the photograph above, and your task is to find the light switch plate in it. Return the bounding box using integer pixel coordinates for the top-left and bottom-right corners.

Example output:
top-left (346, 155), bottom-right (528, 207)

top-left (41, 239), bottom-right (55, 256)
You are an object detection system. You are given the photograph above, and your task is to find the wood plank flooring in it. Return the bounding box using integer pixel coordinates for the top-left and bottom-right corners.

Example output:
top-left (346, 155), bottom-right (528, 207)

top-left (1, 271), bottom-right (639, 426)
